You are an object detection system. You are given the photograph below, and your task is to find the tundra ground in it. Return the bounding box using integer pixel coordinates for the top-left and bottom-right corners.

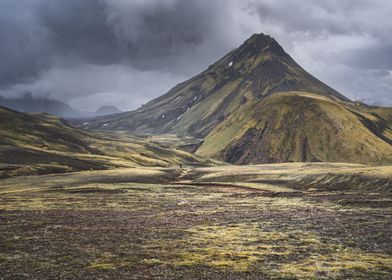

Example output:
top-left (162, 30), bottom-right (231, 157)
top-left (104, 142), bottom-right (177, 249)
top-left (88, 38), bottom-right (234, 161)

top-left (1, 164), bottom-right (392, 279)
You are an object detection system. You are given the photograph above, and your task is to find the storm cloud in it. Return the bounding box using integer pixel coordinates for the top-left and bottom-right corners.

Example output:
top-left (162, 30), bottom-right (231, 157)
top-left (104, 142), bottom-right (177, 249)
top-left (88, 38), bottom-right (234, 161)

top-left (0, 0), bottom-right (391, 110)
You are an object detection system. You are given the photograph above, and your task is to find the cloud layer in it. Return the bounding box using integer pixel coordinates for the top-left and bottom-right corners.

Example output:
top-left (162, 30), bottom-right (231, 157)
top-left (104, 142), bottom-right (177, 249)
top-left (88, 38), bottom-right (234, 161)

top-left (0, 0), bottom-right (391, 110)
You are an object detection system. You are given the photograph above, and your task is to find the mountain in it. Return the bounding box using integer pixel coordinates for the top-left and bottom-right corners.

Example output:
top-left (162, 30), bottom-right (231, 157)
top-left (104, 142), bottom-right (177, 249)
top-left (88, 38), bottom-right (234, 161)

top-left (96, 105), bottom-right (122, 116)
top-left (0, 107), bottom-right (214, 178)
top-left (83, 33), bottom-right (392, 165)
top-left (0, 95), bottom-right (126, 119)
top-left (0, 94), bottom-right (82, 119)
top-left (196, 92), bottom-right (392, 165)
top-left (83, 33), bottom-right (348, 136)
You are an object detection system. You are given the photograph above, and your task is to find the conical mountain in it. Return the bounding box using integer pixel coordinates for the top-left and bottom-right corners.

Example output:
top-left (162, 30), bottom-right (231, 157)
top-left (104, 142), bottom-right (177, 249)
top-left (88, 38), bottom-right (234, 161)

top-left (85, 33), bottom-right (392, 165)
top-left (85, 33), bottom-right (349, 137)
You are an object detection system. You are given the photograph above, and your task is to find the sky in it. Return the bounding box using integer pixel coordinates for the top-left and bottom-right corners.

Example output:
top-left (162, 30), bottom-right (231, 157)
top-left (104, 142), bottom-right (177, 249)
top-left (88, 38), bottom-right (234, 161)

top-left (0, 0), bottom-right (391, 111)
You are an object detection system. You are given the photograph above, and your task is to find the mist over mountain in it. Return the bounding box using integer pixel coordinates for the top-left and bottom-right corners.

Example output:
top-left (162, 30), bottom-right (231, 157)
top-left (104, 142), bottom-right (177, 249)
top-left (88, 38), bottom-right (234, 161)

top-left (0, 93), bottom-right (121, 119)
top-left (0, 93), bottom-right (80, 119)
top-left (96, 106), bottom-right (122, 116)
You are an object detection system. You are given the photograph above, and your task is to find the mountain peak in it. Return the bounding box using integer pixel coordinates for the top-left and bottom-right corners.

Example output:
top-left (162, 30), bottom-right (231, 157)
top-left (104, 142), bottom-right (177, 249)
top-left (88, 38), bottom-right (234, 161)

top-left (85, 33), bottom-right (350, 137)
top-left (238, 33), bottom-right (286, 57)
top-left (245, 33), bottom-right (275, 44)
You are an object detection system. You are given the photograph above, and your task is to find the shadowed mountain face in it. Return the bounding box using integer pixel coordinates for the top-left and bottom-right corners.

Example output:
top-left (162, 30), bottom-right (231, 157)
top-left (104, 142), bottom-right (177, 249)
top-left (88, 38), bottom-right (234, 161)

top-left (83, 34), bottom-right (348, 137)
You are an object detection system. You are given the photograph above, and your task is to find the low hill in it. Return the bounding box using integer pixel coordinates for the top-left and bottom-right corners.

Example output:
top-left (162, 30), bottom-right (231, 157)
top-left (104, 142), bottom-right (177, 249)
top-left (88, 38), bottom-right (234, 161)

top-left (195, 92), bottom-right (392, 165)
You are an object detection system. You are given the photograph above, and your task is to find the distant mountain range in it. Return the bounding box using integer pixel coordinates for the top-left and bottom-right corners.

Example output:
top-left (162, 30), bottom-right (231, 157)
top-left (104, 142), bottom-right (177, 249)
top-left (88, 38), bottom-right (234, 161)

top-left (0, 95), bottom-right (122, 119)
top-left (82, 33), bottom-right (392, 165)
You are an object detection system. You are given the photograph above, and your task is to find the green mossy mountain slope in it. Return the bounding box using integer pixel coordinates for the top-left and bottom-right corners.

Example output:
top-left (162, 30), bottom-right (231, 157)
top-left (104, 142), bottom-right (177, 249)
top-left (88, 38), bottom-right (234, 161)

top-left (196, 92), bottom-right (392, 165)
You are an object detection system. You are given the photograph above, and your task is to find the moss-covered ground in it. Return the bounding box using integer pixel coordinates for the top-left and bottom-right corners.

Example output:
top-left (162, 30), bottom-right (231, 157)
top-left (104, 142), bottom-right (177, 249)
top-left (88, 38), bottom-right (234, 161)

top-left (1, 164), bottom-right (392, 279)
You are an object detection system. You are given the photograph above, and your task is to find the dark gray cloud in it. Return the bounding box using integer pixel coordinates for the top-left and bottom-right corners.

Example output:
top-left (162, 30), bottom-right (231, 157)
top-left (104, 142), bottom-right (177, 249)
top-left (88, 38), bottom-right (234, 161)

top-left (0, 0), bottom-right (52, 87)
top-left (101, 0), bottom-right (248, 73)
top-left (341, 46), bottom-right (392, 70)
top-left (37, 0), bottom-right (121, 66)
top-left (0, 0), bottom-right (391, 110)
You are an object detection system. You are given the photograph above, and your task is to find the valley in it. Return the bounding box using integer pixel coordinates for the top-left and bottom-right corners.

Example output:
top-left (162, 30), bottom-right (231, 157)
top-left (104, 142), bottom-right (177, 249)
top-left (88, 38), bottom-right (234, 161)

top-left (0, 107), bottom-right (213, 179)
top-left (1, 32), bottom-right (392, 280)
